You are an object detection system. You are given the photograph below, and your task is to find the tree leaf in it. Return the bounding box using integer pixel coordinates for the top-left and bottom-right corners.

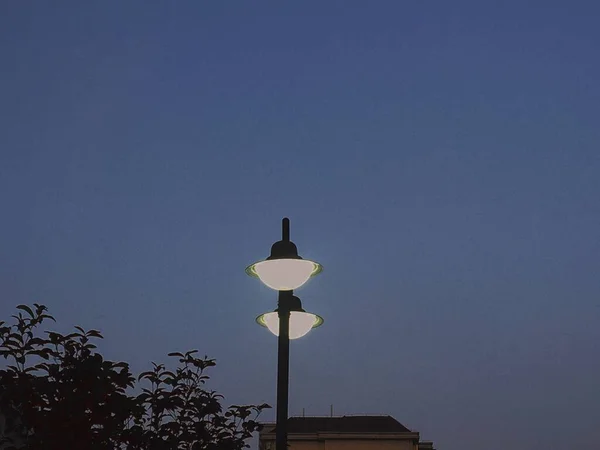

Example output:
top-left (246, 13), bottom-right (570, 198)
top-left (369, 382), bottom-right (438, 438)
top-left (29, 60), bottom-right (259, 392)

top-left (29, 349), bottom-right (51, 360)
top-left (27, 337), bottom-right (46, 347)
top-left (1, 339), bottom-right (21, 348)
top-left (86, 329), bottom-right (102, 338)
top-left (138, 371), bottom-right (154, 381)
top-left (16, 305), bottom-right (35, 318)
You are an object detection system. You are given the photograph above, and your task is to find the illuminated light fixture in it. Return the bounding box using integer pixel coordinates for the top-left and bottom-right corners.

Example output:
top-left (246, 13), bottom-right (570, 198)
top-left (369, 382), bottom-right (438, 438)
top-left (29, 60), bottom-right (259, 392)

top-left (256, 295), bottom-right (323, 340)
top-left (246, 219), bottom-right (322, 291)
top-left (247, 259), bottom-right (321, 291)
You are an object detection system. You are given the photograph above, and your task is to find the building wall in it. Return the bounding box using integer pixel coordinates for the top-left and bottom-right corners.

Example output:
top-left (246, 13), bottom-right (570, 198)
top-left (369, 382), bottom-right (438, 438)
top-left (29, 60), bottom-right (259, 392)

top-left (284, 441), bottom-right (321, 450)
top-left (323, 439), bottom-right (416, 450)
top-left (261, 438), bottom-right (417, 450)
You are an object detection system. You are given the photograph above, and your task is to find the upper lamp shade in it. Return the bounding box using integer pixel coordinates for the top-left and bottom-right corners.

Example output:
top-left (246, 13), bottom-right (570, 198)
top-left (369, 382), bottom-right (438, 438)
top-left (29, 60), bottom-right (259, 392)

top-left (256, 311), bottom-right (324, 340)
top-left (246, 259), bottom-right (322, 291)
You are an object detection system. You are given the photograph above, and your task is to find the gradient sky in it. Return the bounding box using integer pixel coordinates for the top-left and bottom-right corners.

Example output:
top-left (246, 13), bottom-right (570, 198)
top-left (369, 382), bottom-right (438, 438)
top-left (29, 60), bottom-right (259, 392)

top-left (1, 2), bottom-right (599, 449)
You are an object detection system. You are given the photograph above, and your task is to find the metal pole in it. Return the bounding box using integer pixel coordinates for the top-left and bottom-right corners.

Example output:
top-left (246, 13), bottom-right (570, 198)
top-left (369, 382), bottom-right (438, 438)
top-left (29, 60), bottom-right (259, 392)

top-left (276, 289), bottom-right (291, 450)
top-left (282, 217), bottom-right (290, 241)
top-left (276, 218), bottom-right (292, 450)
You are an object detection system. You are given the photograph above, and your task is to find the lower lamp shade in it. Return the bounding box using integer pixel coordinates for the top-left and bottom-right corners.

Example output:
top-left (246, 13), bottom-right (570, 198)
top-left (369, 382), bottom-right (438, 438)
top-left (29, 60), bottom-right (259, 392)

top-left (256, 311), bottom-right (324, 339)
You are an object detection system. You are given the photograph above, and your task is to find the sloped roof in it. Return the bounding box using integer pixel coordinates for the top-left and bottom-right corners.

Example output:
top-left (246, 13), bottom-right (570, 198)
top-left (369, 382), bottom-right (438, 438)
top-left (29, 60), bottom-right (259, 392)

top-left (265, 416), bottom-right (412, 434)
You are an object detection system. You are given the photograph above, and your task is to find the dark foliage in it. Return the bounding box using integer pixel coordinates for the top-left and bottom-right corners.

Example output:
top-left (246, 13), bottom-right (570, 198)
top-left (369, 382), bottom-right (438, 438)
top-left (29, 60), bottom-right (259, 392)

top-left (0, 304), bottom-right (269, 450)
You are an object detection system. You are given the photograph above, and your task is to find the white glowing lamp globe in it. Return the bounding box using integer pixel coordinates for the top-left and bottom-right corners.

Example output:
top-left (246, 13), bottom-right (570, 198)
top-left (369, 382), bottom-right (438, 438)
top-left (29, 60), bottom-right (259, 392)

top-left (248, 259), bottom-right (321, 291)
top-left (257, 311), bottom-right (324, 340)
top-left (246, 217), bottom-right (322, 290)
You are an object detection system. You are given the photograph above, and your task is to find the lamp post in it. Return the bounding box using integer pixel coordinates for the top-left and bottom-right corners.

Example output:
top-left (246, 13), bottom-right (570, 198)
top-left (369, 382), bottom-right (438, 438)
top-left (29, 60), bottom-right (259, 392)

top-left (246, 218), bottom-right (323, 450)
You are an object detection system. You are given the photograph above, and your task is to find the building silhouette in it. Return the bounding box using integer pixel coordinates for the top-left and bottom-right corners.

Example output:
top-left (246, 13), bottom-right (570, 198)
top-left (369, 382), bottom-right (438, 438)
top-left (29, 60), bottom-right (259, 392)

top-left (259, 415), bottom-right (436, 450)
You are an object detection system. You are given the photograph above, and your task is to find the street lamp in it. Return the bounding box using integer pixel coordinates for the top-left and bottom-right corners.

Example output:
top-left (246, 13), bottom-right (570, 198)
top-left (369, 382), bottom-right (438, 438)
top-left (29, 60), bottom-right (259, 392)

top-left (245, 221), bottom-right (322, 291)
top-left (247, 218), bottom-right (322, 450)
top-left (257, 295), bottom-right (324, 340)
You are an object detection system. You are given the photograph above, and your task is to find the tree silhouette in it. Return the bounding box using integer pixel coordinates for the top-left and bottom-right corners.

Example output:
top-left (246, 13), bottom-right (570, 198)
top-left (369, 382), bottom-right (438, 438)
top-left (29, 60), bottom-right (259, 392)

top-left (0, 304), bottom-right (268, 450)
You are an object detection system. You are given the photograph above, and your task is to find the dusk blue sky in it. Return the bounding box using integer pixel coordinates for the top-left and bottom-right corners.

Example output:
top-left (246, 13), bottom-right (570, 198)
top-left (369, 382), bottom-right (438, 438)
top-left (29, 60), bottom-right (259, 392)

top-left (1, 2), bottom-right (599, 449)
